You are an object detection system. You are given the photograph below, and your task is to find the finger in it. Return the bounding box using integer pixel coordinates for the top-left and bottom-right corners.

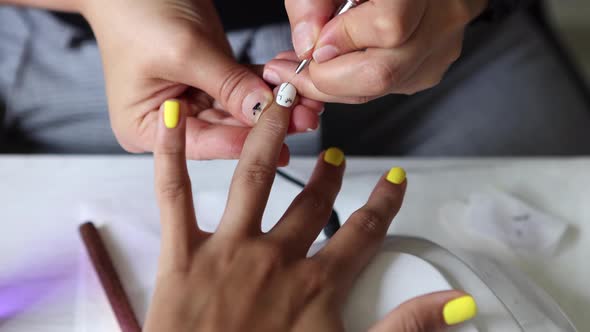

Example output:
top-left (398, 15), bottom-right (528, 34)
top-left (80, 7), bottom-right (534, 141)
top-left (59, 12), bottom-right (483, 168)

top-left (247, 64), bottom-right (325, 130)
top-left (192, 109), bottom-right (246, 127)
top-left (312, 0), bottom-right (425, 63)
top-left (169, 26), bottom-right (274, 125)
top-left (396, 32), bottom-right (464, 95)
top-left (154, 100), bottom-right (205, 258)
top-left (285, 0), bottom-right (337, 58)
top-left (309, 47), bottom-right (425, 97)
top-left (299, 97), bottom-right (325, 113)
top-left (316, 167), bottom-right (407, 289)
top-left (274, 85), bottom-right (320, 133)
top-left (264, 59), bottom-right (373, 103)
top-left (274, 50), bottom-right (300, 61)
top-left (369, 291), bottom-right (478, 332)
top-left (307, 2), bottom-right (466, 97)
top-left (220, 84), bottom-right (297, 237)
top-left (290, 104), bottom-right (320, 133)
top-left (269, 148), bottom-right (345, 257)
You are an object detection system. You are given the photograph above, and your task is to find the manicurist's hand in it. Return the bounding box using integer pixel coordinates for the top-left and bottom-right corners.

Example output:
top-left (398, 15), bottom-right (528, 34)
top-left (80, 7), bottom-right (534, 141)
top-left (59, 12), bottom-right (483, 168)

top-left (79, 0), bottom-right (322, 160)
top-left (144, 96), bottom-right (478, 331)
top-left (264, 0), bottom-right (488, 102)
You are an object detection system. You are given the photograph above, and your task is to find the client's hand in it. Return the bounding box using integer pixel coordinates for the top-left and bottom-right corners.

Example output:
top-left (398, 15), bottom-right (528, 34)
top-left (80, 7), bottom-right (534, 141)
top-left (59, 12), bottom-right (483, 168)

top-left (144, 97), bottom-right (477, 331)
top-left (80, 0), bottom-right (322, 160)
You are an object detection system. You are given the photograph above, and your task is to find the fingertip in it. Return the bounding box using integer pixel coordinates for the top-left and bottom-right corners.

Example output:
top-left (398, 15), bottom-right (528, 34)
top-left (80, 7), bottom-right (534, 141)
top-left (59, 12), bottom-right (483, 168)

top-left (156, 99), bottom-right (187, 155)
top-left (163, 99), bottom-right (181, 129)
top-left (443, 294), bottom-right (478, 326)
top-left (370, 290), bottom-right (474, 332)
top-left (385, 167), bottom-right (406, 185)
top-left (323, 147), bottom-right (345, 167)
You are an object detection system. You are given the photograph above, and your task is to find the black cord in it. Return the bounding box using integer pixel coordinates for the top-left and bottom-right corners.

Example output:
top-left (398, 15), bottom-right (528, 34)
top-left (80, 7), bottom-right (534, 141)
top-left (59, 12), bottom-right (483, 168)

top-left (276, 169), bottom-right (341, 238)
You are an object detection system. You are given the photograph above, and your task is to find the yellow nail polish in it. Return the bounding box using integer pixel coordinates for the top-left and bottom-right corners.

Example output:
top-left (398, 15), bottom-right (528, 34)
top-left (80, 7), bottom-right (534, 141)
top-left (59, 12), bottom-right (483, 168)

top-left (323, 147), bottom-right (344, 167)
top-left (386, 167), bottom-right (406, 184)
top-left (164, 99), bottom-right (180, 129)
top-left (443, 295), bottom-right (477, 326)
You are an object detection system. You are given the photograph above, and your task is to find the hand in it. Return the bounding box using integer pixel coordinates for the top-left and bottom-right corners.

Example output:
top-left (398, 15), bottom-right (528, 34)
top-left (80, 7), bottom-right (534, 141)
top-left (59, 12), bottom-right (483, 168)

top-left (80, 0), bottom-right (323, 159)
top-left (144, 97), bottom-right (478, 331)
top-left (263, 0), bottom-right (488, 102)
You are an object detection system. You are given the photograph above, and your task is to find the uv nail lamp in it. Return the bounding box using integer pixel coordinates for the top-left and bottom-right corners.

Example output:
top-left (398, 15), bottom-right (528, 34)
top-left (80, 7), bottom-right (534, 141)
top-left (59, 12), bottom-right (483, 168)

top-left (308, 236), bottom-right (577, 332)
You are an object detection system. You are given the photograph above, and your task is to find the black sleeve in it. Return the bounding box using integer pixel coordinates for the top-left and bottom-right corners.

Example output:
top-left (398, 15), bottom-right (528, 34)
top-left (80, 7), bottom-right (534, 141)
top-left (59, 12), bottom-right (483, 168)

top-left (477, 0), bottom-right (538, 21)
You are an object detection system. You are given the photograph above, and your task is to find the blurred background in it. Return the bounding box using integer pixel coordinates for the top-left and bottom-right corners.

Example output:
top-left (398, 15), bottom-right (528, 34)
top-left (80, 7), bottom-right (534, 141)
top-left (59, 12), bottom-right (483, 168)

top-left (547, 0), bottom-right (590, 81)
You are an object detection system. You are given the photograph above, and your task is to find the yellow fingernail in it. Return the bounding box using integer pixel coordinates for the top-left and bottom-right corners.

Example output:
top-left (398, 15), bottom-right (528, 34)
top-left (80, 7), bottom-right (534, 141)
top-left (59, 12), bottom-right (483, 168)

top-left (164, 99), bottom-right (180, 129)
top-left (323, 147), bottom-right (344, 167)
top-left (386, 167), bottom-right (406, 184)
top-left (443, 295), bottom-right (477, 326)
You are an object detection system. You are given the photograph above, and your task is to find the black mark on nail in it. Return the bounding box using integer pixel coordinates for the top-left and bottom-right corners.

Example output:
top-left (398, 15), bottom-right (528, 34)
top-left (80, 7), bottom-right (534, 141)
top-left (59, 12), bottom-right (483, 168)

top-left (252, 102), bottom-right (262, 116)
top-left (285, 98), bottom-right (293, 104)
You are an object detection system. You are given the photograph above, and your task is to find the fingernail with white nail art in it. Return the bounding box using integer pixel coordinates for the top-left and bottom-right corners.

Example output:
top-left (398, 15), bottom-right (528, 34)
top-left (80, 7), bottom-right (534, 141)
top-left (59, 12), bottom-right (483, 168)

top-left (276, 83), bottom-right (297, 107)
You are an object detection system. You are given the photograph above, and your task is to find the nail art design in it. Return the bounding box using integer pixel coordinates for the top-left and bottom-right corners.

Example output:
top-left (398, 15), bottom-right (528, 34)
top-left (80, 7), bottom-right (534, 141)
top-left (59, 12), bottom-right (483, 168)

top-left (252, 102), bottom-right (262, 117)
top-left (243, 91), bottom-right (272, 123)
top-left (276, 83), bottom-right (297, 107)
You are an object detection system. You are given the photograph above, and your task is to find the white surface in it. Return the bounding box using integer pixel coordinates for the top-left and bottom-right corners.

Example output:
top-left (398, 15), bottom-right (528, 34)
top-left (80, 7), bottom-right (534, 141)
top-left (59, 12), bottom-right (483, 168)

top-left (440, 189), bottom-right (569, 256)
top-left (340, 251), bottom-right (476, 332)
top-left (1, 156), bottom-right (589, 331)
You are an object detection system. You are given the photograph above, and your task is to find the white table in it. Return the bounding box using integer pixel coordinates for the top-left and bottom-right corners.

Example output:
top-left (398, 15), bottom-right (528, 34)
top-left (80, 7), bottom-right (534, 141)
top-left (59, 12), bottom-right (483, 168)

top-left (1, 156), bottom-right (589, 331)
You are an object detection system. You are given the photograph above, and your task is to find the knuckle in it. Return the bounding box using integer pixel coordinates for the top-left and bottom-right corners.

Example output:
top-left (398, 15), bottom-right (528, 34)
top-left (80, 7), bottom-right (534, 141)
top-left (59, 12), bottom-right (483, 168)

top-left (241, 160), bottom-right (276, 187)
top-left (401, 310), bottom-right (427, 332)
top-left (340, 21), bottom-right (359, 50)
top-left (158, 177), bottom-right (189, 201)
top-left (375, 14), bottom-right (406, 48)
top-left (350, 209), bottom-right (387, 237)
top-left (260, 115), bottom-right (288, 138)
top-left (363, 61), bottom-right (401, 95)
top-left (298, 259), bottom-right (332, 295)
top-left (217, 66), bottom-right (251, 107)
top-left (251, 242), bottom-right (284, 271)
top-left (300, 188), bottom-right (332, 212)
top-left (164, 32), bottom-right (196, 65)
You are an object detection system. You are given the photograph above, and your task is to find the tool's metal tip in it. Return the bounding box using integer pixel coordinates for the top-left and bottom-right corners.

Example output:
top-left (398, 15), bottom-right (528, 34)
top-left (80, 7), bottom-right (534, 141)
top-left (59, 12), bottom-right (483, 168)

top-left (295, 59), bottom-right (310, 74)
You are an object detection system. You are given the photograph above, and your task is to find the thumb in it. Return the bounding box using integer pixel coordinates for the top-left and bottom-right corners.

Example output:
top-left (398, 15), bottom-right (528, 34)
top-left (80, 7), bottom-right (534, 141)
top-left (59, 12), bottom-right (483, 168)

top-left (369, 291), bottom-right (478, 332)
top-left (174, 41), bottom-right (274, 125)
top-left (286, 0), bottom-right (336, 58)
